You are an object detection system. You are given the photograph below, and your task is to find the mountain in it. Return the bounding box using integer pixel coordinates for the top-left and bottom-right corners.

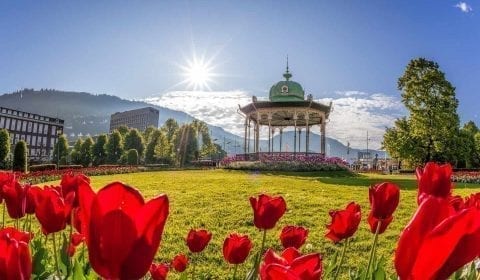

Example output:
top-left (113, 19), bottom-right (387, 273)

top-left (0, 89), bottom-right (384, 159)
top-left (0, 89), bottom-right (193, 138)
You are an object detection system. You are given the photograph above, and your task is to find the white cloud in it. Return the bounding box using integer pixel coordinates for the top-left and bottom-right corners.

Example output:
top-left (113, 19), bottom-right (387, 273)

top-left (144, 90), bottom-right (405, 150)
top-left (455, 2), bottom-right (473, 13)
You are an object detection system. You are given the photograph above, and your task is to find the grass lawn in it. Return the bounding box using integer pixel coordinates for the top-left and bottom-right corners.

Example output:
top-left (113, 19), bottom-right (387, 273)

top-left (36, 170), bottom-right (480, 278)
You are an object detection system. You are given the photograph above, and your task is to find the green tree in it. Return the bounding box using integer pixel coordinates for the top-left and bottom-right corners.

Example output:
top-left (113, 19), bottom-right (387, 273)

top-left (106, 131), bottom-right (123, 164)
top-left (124, 128), bottom-right (145, 157)
top-left (162, 118), bottom-right (179, 143)
top-left (126, 149), bottom-right (139, 165)
top-left (70, 138), bottom-right (83, 165)
top-left (173, 124), bottom-right (198, 166)
top-left (13, 140), bottom-right (28, 172)
top-left (145, 129), bottom-right (160, 164)
top-left (143, 126), bottom-right (156, 143)
top-left (0, 129), bottom-right (10, 168)
top-left (456, 121), bottom-right (480, 168)
top-left (52, 134), bottom-right (69, 165)
top-left (92, 134), bottom-right (108, 166)
top-left (384, 58), bottom-right (460, 165)
top-left (153, 131), bottom-right (171, 164)
top-left (79, 137), bottom-right (94, 167)
top-left (117, 125), bottom-right (129, 137)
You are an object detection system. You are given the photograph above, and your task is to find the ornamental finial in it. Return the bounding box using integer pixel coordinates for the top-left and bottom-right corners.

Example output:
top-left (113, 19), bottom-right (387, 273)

top-left (283, 55), bottom-right (292, 81)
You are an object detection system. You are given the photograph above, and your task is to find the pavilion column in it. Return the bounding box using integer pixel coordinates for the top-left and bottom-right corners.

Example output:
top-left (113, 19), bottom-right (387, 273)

top-left (268, 121), bottom-right (271, 154)
top-left (305, 114), bottom-right (310, 155)
top-left (298, 128), bottom-right (302, 154)
top-left (256, 122), bottom-right (260, 154)
top-left (244, 117), bottom-right (248, 155)
top-left (271, 128), bottom-right (275, 153)
top-left (321, 121), bottom-right (326, 156)
top-left (279, 128), bottom-right (283, 152)
top-left (293, 112), bottom-right (298, 157)
top-left (247, 118), bottom-right (251, 154)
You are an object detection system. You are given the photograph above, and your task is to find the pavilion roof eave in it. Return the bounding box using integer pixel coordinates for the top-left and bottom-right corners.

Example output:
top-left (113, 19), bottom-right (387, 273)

top-left (239, 100), bottom-right (332, 117)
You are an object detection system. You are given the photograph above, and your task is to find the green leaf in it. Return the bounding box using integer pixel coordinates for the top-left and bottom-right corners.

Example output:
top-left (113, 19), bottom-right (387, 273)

top-left (31, 238), bottom-right (53, 280)
top-left (59, 232), bottom-right (72, 277)
top-left (71, 259), bottom-right (87, 280)
top-left (245, 252), bottom-right (260, 280)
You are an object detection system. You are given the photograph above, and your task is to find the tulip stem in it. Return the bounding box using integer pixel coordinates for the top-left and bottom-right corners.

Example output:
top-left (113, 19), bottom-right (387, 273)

top-left (232, 264), bottom-right (238, 280)
top-left (191, 254), bottom-right (196, 279)
top-left (1, 203), bottom-right (5, 228)
top-left (52, 233), bottom-right (61, 277)
top-left (364, 221), bottom-right (382, 280)
top-left (333, 238), bottom-right (349, 280)
top-left (253, 229), bottom-right (267, 280)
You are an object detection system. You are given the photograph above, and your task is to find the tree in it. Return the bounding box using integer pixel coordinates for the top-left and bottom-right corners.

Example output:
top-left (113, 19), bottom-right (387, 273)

top-left (162, 118), bottom-right (179, 143)
top-left (52, 134), bottom-right (69, 165)
top-left (145, 129), bottom-right (160, 164)
top-left (92, 134), bottom-right (108, 166)
top-left (70, 138), bottom-right (83, 165)
top-left (79, 137), bottom-right (94, 167)
top-left (456, 122), bottom-right (480, 168)
top-left (173, 124), bottom-right (198, 166)
top-left (13, 140), bottom-right (27, 172)
top-left (117, 125), bottom-right (129, 137)
top-left (126, 149), bottom-right (139, 165)
top-left (153, 131), bottom-right (171, 164)
top-left (0, 129), bottom-right (10, 168)
top-left (384, 58), bottom-right (460, 165)
top-left (124, 128), bottom-right (145, 158)
top-left (143, 126), bottom-right (156, 143)
top-left (106, 131), bottom-right (123, 164)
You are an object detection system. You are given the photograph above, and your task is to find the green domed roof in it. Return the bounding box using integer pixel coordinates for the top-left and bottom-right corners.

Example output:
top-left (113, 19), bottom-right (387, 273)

top-left (269, 65), bottom-right (305, 102)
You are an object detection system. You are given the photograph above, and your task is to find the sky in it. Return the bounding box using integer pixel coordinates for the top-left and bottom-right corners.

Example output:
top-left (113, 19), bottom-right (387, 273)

top-left (1, 1), bottom-right (479, 149)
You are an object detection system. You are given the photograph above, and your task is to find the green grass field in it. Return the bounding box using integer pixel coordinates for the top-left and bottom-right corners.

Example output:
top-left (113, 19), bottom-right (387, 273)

top-left (40, 170), bottom-right (480, 279)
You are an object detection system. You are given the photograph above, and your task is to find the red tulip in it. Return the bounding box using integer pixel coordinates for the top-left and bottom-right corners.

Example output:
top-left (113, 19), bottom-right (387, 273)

top-left (395, 196), bottom-right (454, 279)
top-left (78, 182), bottom-right (169, 279)
top-left (325, 202), bottom-right (361, 243)
top-left (34, 186), bottom-right (74, 235)
top-left (416, 162), bottom-right (453, 204)
top-left (223, 233), bottom-right (253, 264)
top-left (395, 195), bottom-right (480, 279)
top-left (186, 229), bottom-right (212, 253)
top-left (280, 226), bottom-right (308, 249)
top-left (250, 194), bottom-right (287, 230)
top-left (411, 207), bottom-right (480, 279)
top-left (2, 179), bottom-right (29, 219)
top-left (60, 172), bottom-right (90, 207)
top-left (260, 247), bottom-right (322, 280)
top-left (171, 254), bottom-right (188, 272)
top-left (150, 263), bottom-right (169, 280)
top-left (0, 227), bottom-right (32, 280)
top-left (71, 232), bottom-right (84, 246)
top-left (25, 185), bottom-right (39, 214)
top-left (368, 182), bottom-right (400, 234)
top-left (0, 172), bottom-right (15, 204)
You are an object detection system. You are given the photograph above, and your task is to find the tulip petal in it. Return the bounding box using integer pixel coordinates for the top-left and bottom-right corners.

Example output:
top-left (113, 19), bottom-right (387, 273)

top-left (264, 264), bottom-right (302, 280)
top-left (95, 182), bottom-right (144, 217)
top-left (411, 207), bottom-right (480, 279)
top-left (394, 196), bottom-right (454, 279)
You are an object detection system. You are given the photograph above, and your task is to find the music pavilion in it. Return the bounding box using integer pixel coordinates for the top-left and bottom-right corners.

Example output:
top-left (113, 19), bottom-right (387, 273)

top-left (237, 64), bottom-right (332, 160)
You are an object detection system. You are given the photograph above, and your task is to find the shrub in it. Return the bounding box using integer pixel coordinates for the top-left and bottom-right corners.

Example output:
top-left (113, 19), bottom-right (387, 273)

top-left (127, 149), bottom-right (139, 165)
top-left (29, 164), bottom-right (57, 172)
top-left (58, 165), bottom-right (83, 170)
top-left (13, 140), bottom-right (28, 172)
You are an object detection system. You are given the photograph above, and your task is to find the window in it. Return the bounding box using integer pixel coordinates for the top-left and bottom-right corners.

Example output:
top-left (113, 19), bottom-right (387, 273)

top-left (22, 121), bottom-right (26, 131)
top-left (11, 119), bottom-right (16, 130)
top-left (0, 116), bottom-right (4, 128)
top-left (43, 125), bottom-right (48, 134)
top-left (38, 124), bottom-right (43, 134)
top-left (33, 123), bottom-right (38, 133)
top-left (5, 118), bottom-right (10, 129)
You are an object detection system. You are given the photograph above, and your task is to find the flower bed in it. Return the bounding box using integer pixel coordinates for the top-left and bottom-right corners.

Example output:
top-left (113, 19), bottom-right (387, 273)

top-left (452, 171), bottom-right (480, 184)
top-left (222, 154), bottom-right (349, 172)
top-left (17, 165), bottom-right (141, 184)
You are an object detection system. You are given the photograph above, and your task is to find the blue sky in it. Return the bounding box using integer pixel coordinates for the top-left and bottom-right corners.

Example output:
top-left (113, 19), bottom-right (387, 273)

top-left (0, 1), bottom-right (478, 148)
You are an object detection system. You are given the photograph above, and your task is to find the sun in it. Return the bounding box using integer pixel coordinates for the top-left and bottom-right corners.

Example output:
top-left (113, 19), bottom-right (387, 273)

top-left (179, 56), bottom-right (215, 91)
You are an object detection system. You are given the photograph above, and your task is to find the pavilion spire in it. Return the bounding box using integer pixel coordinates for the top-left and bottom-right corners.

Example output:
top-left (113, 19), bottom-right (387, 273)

top-left (283, 55), bottom-right (292, 81)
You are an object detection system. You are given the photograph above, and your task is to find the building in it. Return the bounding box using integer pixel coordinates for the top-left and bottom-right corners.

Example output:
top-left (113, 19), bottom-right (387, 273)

top-left (109, 107), bottom-right (159, 132)
top-left (0, 106), bottom-right (64, 162)
top-left (238, 62), bottom-right (332, 160)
